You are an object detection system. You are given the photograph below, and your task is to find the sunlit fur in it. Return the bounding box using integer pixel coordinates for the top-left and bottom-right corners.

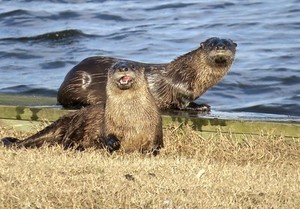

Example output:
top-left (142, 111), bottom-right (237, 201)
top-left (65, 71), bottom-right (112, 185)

top-left (2, 62), bottom-right (163, 154)
top-left (105, 61), bottom-right (163, 154)
top-left (149, 37), bottom-right (237, 109)
top-left (58, 37), bottom-right (237, 110)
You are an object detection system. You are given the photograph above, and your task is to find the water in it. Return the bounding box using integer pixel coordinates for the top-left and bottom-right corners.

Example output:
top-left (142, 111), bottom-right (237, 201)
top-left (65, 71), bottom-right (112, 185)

top-left (0, 0), bottom-right (299, 117)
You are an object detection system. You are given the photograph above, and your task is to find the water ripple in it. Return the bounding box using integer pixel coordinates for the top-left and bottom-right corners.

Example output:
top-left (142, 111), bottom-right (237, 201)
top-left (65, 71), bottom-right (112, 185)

top-left (0, 29), bottom-right (93, 41)
top-left (0, 0), bottom-right (299, 117)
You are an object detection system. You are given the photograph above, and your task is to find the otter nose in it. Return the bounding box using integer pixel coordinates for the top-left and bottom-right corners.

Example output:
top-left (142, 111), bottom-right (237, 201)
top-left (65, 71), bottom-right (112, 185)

top-left (216, 43), bottom-right (226, 50)
top-left (118, 66), bottom-right (129, 72)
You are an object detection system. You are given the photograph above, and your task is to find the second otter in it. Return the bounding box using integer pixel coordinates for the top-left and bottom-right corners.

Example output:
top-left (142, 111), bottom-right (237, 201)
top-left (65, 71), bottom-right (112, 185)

top-left (58, 37), bottom-right (237, 111)
top-left (2, 62), bottom-right (163, 154)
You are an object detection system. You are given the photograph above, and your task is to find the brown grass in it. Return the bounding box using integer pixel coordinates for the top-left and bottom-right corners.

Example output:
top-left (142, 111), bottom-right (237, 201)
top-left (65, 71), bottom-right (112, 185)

top-left (0, 122), bottom-right (300, 209)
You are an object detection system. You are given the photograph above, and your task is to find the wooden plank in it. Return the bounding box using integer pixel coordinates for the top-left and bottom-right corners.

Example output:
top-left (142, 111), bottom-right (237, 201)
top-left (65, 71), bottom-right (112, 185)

top-left (0, 118), bottom-right (41, 134)
top-left (0, 105), bottom-right (299, 138)
top-left (0, 95), bottom-right (299, 138)
top-left (0, 105), bottom-right (72, 122)
top-left (162, 115), bottom-right (300, 138)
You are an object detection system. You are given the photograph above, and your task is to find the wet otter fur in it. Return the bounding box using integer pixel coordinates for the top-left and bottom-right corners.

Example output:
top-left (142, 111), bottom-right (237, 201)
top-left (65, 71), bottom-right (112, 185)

top-left (58, 37), bottom-right (237, 111)
top-left (2, 61), bottom-right (163, 154)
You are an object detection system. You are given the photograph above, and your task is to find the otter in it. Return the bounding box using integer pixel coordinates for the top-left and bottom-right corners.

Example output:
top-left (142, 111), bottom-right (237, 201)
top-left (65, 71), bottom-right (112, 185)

top-left (104, 61), bottom-right (163, 154)
top-left (2, 61), bottom-right (163, 154)
top-left (57, 37), bottom-right (237, 111)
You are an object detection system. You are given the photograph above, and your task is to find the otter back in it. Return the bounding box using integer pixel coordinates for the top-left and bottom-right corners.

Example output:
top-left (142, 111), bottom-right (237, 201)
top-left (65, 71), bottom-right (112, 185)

top-left (57, 37), bottom-right (237, 111)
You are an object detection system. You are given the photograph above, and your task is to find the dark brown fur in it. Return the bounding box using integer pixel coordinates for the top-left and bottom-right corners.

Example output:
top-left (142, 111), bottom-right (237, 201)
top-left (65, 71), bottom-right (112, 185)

top-left (2, 105), bottom-right (104, 150)
top-left (2, 62), bottom-right (163, 154)
top-left (58, 37), bottom-right (237, 110)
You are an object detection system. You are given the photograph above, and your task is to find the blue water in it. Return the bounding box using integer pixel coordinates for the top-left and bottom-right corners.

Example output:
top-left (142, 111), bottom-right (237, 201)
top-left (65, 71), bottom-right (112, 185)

top-left (0, 0), bottom-right (299, 117)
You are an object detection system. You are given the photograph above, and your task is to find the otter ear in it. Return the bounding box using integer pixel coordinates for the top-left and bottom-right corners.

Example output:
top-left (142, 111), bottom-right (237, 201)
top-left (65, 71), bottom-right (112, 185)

top-left (229, 39), bottom-right (237, 47)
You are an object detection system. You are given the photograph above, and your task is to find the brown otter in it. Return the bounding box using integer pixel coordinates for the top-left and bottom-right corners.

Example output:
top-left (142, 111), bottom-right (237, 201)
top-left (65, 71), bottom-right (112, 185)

top-left (57, 37), bottom-right (237, 111)
top-left (2, 61), bottom-right (163, 154)
top-left (104, 61), bottom-right (163, 154)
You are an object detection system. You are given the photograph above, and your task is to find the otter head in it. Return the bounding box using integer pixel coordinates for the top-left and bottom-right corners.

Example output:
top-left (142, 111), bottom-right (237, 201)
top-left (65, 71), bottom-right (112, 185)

top-left (108, 61), bottom-right (143, 90)
top-left (201, 37), bottom-right (237, 67)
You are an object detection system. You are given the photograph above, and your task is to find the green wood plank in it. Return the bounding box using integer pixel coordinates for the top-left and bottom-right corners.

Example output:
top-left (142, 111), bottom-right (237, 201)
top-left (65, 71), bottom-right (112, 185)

top-left (162, 115), bottom-right (300, 138)
top-left (0, 105), bottom-right (72, 122)
top-left (0, 105), bottom-right (299, 138)
top-left (0, 118), bottom-right (41, 134)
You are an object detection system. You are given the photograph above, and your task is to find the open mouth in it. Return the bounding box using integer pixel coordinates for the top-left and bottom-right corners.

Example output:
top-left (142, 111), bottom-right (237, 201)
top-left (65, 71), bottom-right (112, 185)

top-left (119, 75), bottom-right (132, 85)
top-left (214, 55), bottom-right (228, 64)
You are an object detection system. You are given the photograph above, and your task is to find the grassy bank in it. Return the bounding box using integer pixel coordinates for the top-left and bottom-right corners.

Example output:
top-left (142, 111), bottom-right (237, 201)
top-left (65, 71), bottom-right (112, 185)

top-left (0, 123), bottom-right (300, 208)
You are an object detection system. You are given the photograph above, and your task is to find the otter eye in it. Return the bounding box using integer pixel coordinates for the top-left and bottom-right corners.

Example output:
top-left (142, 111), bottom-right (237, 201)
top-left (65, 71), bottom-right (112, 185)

top-left (130, 64), bottom-right (135, 69)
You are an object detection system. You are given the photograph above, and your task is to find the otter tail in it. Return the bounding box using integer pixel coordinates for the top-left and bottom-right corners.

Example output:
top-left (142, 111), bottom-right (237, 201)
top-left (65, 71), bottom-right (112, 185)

top-left (1, 137), bottom-right (20, 147)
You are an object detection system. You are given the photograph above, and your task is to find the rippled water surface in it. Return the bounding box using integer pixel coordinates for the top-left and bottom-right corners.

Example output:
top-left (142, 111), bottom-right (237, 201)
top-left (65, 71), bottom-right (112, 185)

top-left (0, 0), bottom-right (299, 117)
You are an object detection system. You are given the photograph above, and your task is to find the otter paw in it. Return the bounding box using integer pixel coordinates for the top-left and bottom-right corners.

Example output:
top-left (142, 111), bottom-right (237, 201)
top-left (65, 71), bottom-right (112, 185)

top-left (186, 102), bottom-right (211, 112)
top-left (105, 135), bottom-right (121, 152)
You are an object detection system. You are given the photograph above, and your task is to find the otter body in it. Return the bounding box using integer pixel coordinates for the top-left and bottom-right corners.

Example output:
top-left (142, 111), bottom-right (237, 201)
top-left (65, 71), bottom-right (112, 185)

top-left (2, 62), bottom-right (163, 154)
top-left (104, 61), bottom-right (163, 154)
top-left (58, 37), bottom-right (237, 111)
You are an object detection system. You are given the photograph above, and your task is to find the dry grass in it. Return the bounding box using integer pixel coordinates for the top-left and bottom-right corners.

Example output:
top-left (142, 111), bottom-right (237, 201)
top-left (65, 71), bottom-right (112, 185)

top-left (0, 122), bottom-right (300, 209)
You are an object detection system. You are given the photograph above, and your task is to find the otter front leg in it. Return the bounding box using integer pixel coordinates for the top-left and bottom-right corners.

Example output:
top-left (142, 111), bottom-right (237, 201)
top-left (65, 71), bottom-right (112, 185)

top-left (175, 95), bottom-right (211, 112)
